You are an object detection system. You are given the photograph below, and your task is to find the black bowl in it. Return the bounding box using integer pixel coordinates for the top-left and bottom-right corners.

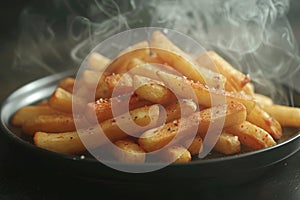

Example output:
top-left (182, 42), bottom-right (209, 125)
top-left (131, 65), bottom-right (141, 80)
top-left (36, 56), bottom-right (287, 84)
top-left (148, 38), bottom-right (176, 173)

top-left (1, 70), bottom-right (300, 185)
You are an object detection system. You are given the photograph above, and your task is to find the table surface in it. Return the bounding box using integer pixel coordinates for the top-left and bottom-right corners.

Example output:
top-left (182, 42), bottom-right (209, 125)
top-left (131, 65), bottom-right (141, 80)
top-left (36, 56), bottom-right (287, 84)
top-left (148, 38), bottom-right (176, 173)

top-left (0, 1), bottom-right (300, 200)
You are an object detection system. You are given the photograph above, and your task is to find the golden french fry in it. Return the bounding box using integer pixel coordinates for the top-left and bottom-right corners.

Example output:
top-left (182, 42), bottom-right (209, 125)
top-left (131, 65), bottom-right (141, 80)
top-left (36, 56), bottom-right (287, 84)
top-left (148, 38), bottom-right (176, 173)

top-left (87, 52), bottom-right (111, 71)
top-left (183, 135), bottom-right (203, 155)
top-left (49, 88), bottom-right (72, 113)
top-left (34, 131), bottom-right (85, 155)
top-left (213, 132), bottom-right (241, 155)
top-left (11, 106), bottom-right (62, 126)
top-left (22, 114), bottom-right (76, 136)
top-left (57, 77), bottom-right (74, 94)
top-left (197, 51), bottom-right (250, 92)
top-left (139, 101), bottom-right (246, 152)
top-left (157, 70), bottom-right (256, 113)
top-left (225, 121), bottom-right (276, 150)
top-left (246, 105), bottom-right (282, 139)
top-left (37, 100), bottom-right (49, 106)
top-left (254, 93), bottom-right (273, 106)
top-left (128, 60), bottom-right (179, 81)
top-left (150, 31), bottom-right (226, 87)
top-left (85, 95), bottom-right (152, 123)
top-left (261, 104), bottom-right (300, 127)
top-left (161, 145), bottom-right (191, 163)
top-left (243, 83), bottom-right (255, 96)
top-left (133, 75), bottom-right (176, 105)
top-left (113, 139), bottom-right (146, 163)
top-left (108, 41), bottom-right (150, 73)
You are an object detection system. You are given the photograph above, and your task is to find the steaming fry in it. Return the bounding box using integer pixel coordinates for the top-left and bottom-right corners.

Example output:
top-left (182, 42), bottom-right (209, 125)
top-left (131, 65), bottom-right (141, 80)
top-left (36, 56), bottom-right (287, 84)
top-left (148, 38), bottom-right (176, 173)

top-left (113, 139), bottom-right (146, 163)
top-left (22, 114), bottom-right (76, 136)
top-left (246, 105), bottom-right (282, 139)
top-left (11, 106), bottom-right (62, 126)
top-left (261, 105), bottom-right (300, 127)
top-left (197, 51), bottom-right (250, 92)
top-left (225, 121), bottom-right (276, 150)
top-left (87, 52), bottom-right (111, 71)
top-left (213, 132), bottom-right (241, 155)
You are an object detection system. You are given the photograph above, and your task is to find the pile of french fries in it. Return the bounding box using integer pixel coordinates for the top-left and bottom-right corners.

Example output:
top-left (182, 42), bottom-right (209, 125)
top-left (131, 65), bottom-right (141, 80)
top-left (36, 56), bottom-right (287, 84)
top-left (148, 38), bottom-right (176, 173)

top-left (11, 31), bottom-right (300, 164)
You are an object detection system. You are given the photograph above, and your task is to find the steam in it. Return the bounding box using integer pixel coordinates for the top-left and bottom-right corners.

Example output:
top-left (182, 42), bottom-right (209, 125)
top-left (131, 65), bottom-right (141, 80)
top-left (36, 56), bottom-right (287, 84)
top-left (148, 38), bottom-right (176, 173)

top-left (14, 0), bottom-right (299, 104)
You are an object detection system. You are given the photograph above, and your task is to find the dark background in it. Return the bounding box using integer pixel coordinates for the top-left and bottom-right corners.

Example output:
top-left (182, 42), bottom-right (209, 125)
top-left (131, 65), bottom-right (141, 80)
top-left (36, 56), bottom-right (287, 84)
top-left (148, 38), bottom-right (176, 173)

top-left (0, 0), bottom-right (299, 200)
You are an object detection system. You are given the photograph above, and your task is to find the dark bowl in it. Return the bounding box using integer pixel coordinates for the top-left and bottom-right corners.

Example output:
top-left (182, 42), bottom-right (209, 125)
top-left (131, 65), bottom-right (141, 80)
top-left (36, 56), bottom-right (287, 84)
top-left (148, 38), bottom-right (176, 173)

top-left (1, 70), bottom-right (300, 186)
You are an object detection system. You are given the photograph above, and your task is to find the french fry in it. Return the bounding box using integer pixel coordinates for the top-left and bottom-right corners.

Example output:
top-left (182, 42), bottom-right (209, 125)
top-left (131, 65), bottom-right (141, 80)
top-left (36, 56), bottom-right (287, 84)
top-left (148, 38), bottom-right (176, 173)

top-left (183, 135), bottom-right (203, 155)
top-left (108, 41), bottom-right (150, 73)
top-left (133, 75), bottom-right (176, 105)
top-left (100, 100), bottom-right (197, 143)
top-left (246, 105), bottom-right (282, 139)
top-left (261, 105), bottom-right (300, 127)
top-left (34, 131), bottom-right (85, 155)
top-left (87, 52), bottom-right (111, 71)
top-left (85, 95), bottom-right (152, 123)
top-left (213, 132), bottom-right (241, 155)
top-left (138, 101), bottom-right (246, 152)
top-left (243, 83), bottom-right (255, 96)
top-left (197, 51), bottom-right (250, 92)
top-left (161, 145), bottom-right (191, 163)
top-left (57, 77), bottom-right (74, 94)
top-left (225, 121), bottom-right (276, 150)
top-left (254, 93), bottom-right (273, 106)
top-left (113, 139), bottom-right (146, 163)
top-left (150, 31), bottom-right (226, 87)
top-left (11, 106), bottom-right (62, 126)
top-left (157, 70), bottom-right (256, 113)
top-left (48, 88), bottom-right (72, 113)
top-left (22, 114), bottom-right (76, 136)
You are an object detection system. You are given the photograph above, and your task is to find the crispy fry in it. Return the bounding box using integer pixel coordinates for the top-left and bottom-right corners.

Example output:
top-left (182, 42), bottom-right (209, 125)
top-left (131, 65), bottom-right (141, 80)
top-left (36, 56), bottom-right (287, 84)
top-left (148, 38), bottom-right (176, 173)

top-left (138, 101), bottom-right (246, 152)
top-left (183, 135), bottom-right (203, 155)
top-left (254, 93), bottom-right (273, 106)
top-left (57, 77), bottom-right (74, 94)
top-left (197, 51), bottom-right (250, 91)
top-left (246, 105), bottom-right (282, 139)
top-left (133, 75), bottom-right (176, 105)
top-left (128, 60), bottom-right (179, 81)
top-left (261, 105), bottom-right (300, 127)
top-left (34, 131), bottom-right (85, 155)
top-left (108, 41), bottom-right (150, 73)
top-left (225, 121), bottom-right (276, 150)
top-left (161, 145), bottom-right (191, 163)
top-left (87, 52), bottom-right (111, 71)
top-left (150, 31), bottom-right (225, 87)
top-left (113, 139), bottom-right (146, 163)
top-left (11, 106), bottom-right (62, 126)
top-left (48, 88), bottom-right (72, 113)
top-left (22, 114), bottom-right (76, 136)
top-left (85, 95), bottom-right (152, 123)
top-left (213, 132), bottom-right (241, 155)
top-left (157, 70), bottom-right (256, 113)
